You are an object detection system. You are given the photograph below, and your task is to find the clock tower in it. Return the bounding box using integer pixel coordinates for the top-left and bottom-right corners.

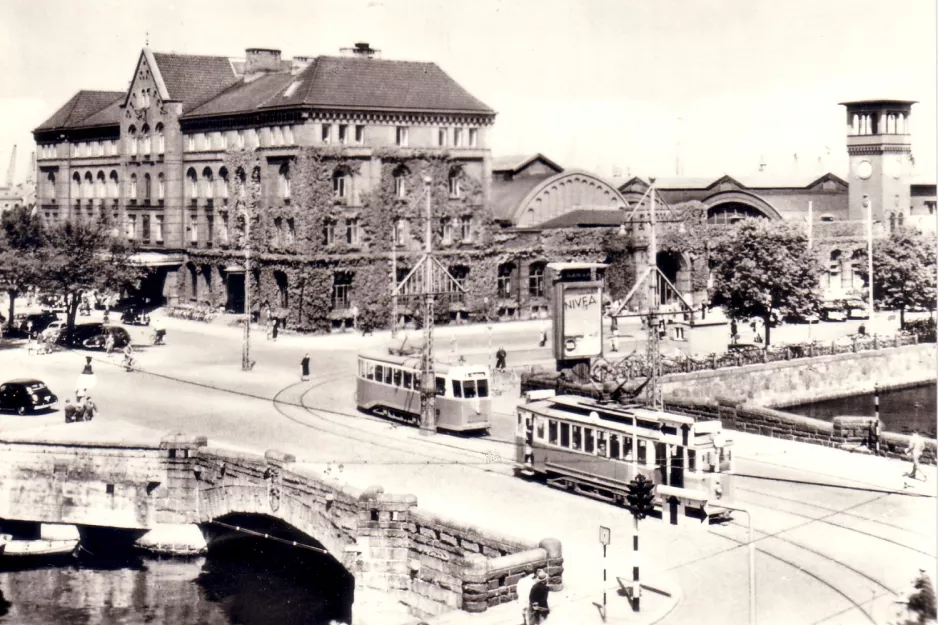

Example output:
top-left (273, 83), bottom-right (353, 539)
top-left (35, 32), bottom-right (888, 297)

top-left (841, 99), bottom-right (916, 222)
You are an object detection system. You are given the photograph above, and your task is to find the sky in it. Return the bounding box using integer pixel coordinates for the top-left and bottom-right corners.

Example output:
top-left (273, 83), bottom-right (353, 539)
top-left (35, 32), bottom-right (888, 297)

top-left (1, 0), bottom-right (936, 185)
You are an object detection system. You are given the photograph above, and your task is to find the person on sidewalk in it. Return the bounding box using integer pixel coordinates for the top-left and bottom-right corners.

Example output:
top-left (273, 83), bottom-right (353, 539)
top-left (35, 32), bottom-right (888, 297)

top-left (495, 347), bottom-right (507, 371)
top-left (906, 431), bottom-right (925, 482)
top-left (610, 333), bottom-right (619, 353)
top-left (538, 330), bottom-right (547, 348)
top-left (105, 333), bottom-right (115, 355)
top-left (81, 396), bottom-right (97, 421)
top-left (63, 399), bottom-right (79, 424)
top-left (529, 569), bottom-right (550, 623)
top-left (730, 319), bottom-right (738, 344)
top-left (301, 353), bottom-right (310, 381)
top-left (516, 572), bottom-right (535, 625)
top-left (271, 319), bottom-right (279, 341)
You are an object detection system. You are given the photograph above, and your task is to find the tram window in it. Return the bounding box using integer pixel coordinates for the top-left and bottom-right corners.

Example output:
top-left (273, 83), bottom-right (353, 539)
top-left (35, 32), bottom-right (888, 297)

top-left (637, 440), bottom-right (647, 464)
top-left (610, 434), bottom-right (620, 459)
top-left (386, 367), bottom-right (395, 385)
top-left (596, 431), bottom-right (607, 456)
top-left (414, 375), bottom-right (421, 391)
top-left (402, 371), bottom-right (412, 389)
top-left (535, 418), bottom-right (545, 440)
top-left (548, 420), bottom-right (558, 444)
top-left (393, 368), bottom-right (402, 387)
top-left (476, 379), bottom-right (489, 398)
top-left (452, 380), bottom-right (463, 397)
top-left (623, 436), bottom-right (634, 461)
top-left (560, 423), bottom-right (570, 448)
top-left (584, 428), bottom-right (595, 454)
top-left (435, 377), bottom-right (446, 396)
top-left (572, 426), bottom-right (582, 450)
top-left (366, 363), bottom-right (375, 380)
top-left (374, 365), bottom-right (383, 383)
top-left (463, 380), bottom-right (477, 398)
top-left (688, 449), bottom-right (696, 472)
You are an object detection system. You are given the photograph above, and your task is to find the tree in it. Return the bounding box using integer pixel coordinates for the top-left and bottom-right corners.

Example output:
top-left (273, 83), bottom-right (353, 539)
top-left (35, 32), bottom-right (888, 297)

top-left (709, 220), bottom-right (823, 346)
top-left (40, 219), bottom-right (139, 344)
top-left (0, 206), bottom-right (45, 327)
top-left (855, 227), bottom-right (937, 329)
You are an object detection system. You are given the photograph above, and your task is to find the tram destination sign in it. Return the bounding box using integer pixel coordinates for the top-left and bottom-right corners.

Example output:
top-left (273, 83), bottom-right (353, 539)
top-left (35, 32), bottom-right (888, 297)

top-left (560, 286), bottom-right (603, 358)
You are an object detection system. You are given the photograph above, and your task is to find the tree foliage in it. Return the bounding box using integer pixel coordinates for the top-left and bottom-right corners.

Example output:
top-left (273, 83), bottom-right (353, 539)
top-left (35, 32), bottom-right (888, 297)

top-left (40, 219), bottom-right (140, 342)
top-left (854, 227), bottom-right (937, 328)
top-left (709, 220), bottom-right (823, 345)
top-left (0, 206), bottom-right (45, 325)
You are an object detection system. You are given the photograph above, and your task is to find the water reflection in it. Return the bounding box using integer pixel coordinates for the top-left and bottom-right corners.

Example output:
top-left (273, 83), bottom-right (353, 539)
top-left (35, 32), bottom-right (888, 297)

top-left (0, 535), bottom-right (352, 624)
top-left (784, 381), bottom-right (937, 438)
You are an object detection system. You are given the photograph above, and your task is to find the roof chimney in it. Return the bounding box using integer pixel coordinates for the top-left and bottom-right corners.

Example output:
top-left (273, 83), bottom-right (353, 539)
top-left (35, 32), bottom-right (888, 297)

top-left (340, 42), bottom-right (380, 59)
top-left (245, 48), bottom-right (282, 74)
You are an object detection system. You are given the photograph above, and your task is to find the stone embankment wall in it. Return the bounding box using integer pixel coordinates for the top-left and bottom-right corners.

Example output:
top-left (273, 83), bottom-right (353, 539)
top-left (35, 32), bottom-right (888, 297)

top-left (660, 344), bottom-right (936, 407)
top-left (664, 396), bottom-right (937, 465)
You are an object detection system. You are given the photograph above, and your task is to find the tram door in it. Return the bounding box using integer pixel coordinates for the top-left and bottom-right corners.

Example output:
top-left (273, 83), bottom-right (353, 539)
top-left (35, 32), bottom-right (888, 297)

top-left (670, 447), bottom-right (685, 488)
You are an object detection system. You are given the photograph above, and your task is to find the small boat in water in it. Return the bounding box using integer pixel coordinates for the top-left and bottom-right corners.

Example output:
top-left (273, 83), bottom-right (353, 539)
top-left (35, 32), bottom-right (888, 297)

top-left (2, 538), bottom-right (78, 558)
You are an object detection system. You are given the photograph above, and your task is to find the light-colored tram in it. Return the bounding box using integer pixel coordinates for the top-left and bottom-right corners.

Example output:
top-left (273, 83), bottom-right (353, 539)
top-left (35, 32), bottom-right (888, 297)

top-left (356, 351), bottom-right (492, 433)
top-left (515, 393), bottom-right (734, 523)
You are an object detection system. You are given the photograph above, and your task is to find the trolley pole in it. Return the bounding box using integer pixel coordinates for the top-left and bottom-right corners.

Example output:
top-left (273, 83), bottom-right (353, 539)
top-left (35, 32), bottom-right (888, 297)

top-left (420, 177), bottom-right (436, 436)
top-left (242, 207), bottom-right (252, 372)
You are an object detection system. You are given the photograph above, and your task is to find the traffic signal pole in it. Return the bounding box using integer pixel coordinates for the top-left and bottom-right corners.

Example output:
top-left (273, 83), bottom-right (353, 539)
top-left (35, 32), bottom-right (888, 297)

top-left (632, 515), bottom-right (641, 611)
top-left (625, 474), bottom-right (655, 612)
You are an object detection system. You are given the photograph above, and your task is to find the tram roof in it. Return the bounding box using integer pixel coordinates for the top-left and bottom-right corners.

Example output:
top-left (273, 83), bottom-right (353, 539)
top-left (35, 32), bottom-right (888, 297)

top-left (527, 395), bottom-right (696, 427)
top-left (358, 350), bottom-right (489, 376)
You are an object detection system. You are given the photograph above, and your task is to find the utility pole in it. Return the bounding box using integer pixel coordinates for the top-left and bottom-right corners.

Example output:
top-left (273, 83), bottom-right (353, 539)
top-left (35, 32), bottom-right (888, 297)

top-left (242, 207), bottom-right (252, 371)
top-left (646, 177), bottom-right (662, 410)
top-left (391, 217), bottom-right (398, 338)
top-left (865, 194), bottom-right (874, 331)
top-left (421, 177), bottom-right (436, 435)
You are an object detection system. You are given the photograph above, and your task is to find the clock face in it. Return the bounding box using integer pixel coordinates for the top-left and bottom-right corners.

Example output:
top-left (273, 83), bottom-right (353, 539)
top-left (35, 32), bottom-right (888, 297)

top-left (856, 160), bottom-right (873, 180)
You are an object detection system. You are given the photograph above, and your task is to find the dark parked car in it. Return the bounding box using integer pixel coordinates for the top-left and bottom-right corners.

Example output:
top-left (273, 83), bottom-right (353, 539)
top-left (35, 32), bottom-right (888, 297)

top-left (8, 312), bottom-right (60, 337)
top-left (81, 325), bottom-right (132, 351)
top-left (0, 379), bottom-right (58, 415)
top-left (56, 322), bottom-right (104, 346)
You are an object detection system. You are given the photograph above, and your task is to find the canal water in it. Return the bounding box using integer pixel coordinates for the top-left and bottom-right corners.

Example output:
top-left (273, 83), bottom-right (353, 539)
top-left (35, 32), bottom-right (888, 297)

top-left (783, 381), bottom-right (938, 438)
top-left (0, 534), bottom-right (353, 625)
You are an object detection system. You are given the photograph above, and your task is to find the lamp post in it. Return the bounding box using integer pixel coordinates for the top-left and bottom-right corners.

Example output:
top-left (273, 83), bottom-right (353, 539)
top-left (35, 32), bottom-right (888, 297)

top-left (865, 194), bottom-right (874, 332)
top-left (241, 207), bottom-right (252, 371)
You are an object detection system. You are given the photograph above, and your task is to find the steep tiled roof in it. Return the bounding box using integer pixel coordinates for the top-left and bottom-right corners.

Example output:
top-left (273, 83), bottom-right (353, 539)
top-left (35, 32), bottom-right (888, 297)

top-left (490, 174), bottom-right (554, 222)
top-left (152, 52), bottom-right (240, 111)
top-left (34, 90), bottom-right (124, 131)
top-left (492, 153), bottom-right (563, 174)
top-left (185, 55), bottom-right (493, 118)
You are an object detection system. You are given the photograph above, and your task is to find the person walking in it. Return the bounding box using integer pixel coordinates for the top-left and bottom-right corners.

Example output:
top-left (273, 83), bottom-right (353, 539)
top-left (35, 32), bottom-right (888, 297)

top-left (529, 569), bottom-right (551, 623)
top-left (610, 332), bottom-right (619, 353)
top-left (495, 347), bottom-right (507, 371)
top-left (730, 319), bottom-right (738, 344)
top-left (516, 571), bottom-right (535, 625)
top-left (81, 396), bottom-right (97, 421)
top-left (906, 430), bottom-right (925, 483)
top-left (271, 319), bottom-right (279, 342)
top-left (105, 333), bottom-right (115, 355)
top-left (538, 329), bottom-right (547, 348)
top-left (301, 353), bottom-right (311, 381)
top-left (63, 399), bottom-right (79, 424)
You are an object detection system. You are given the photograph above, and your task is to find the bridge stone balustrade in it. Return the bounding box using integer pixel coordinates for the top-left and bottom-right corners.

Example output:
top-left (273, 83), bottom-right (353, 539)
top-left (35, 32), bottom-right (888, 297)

top-left (0, 431), bottom-right (561, 620)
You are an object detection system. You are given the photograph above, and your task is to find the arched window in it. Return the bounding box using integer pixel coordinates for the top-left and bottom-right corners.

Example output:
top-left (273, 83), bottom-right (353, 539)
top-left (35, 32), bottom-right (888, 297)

top-left (109, 171), bottom-right (119, 199)
top-left (828, 250), bottom-right (842, 289)
top-left (236, 167), bottom-right (246, 198)
top-left (218, 167), bottom-right (229, 199)
top-left (851, 250), bottom-right (865, 290)
top-left (83, 172), bottom-right (93, 199)
top-left (46, 172), bottom-right (55, 199)
top-left (274, 271), bottom-right (289, 308)
top-left (332, 170), bottom-right (347, 199)
top-left (130, 173), bottom-right (138, 200)
top-left (279, 163), bottom-right (291, 199)
top-left (144, 173), bottom-right (151, 201)
top-left (186, 168), bottom-right (198, 199)
top-left (202, 167), bottom-right (214, 199)
top-left (158, 173), bottom-right (165, 200)
top-left (393, 165), bottom-right (408, 198)
top-left (141, 124), bottom-right (151, 155)
top-left (155, 123), bottom-right (165, 154)
top-left (71, 172), bottom-right (80, 201)
top-left (95, 171), bottom-right (106, 199)
top-left (127, 125), bottom-right (137, 156)
top-left (448, 168), bottom-right (461, 198)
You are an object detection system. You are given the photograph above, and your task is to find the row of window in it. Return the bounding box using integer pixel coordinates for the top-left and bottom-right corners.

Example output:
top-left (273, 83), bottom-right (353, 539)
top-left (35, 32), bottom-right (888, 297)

top-left (358, 360), bottom-right (490, 398)
top-left (126, 124), bottom-right (166, 157)
top-left (59, 171), bottom-right (167, 202)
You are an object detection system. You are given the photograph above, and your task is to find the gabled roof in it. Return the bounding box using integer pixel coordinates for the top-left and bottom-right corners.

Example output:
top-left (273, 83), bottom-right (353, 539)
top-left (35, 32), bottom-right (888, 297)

top-left (185, 55), bottom-right (494, 118)
top-left (492, 153), bottom-right (563, 174)
top-left (619, 172), bottom-right (846, 192)
top-left (151, 52), bottom-right (240, 110)
top-left (490, 174), bottom-right (554, 222)
top-left (34, 90), bottom-right (124, 132)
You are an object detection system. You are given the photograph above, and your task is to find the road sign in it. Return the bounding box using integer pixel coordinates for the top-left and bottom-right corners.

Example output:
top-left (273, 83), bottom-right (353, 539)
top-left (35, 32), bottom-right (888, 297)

top-left (599, 525), bottom-right (611, 546)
